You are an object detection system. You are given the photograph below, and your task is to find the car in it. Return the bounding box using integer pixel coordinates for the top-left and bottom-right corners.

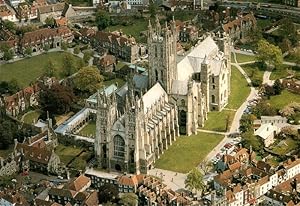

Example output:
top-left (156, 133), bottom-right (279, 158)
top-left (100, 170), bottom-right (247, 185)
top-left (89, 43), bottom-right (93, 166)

top-left (229, 132), bottom-right (240, 138)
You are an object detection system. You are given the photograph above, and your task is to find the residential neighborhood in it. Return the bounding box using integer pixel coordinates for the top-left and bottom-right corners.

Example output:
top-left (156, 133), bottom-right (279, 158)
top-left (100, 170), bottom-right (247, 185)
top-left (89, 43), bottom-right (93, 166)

top-left (1, 0), bottom-right (300, 205)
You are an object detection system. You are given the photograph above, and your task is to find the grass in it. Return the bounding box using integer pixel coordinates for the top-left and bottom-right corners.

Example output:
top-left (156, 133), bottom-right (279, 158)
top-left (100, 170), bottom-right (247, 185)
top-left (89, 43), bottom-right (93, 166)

top-left (242, 63), bottom-right (265, 86)
top-left (270, 66), bottom-right (300, 80)
top-left (257, 19), bottom-right (273, 30)
top-left (232, 53), bottom-right (256, 63)
top-left (0, 52), bottom-right (81, 87)
top-left (78, 121), bottom-right (96, 137)
top-left (202, 110), bottom-right (235, 132)
top-left (55, 144), bottom-right (83, 165)
top-left (105, 18), bottom-right (148, 43)
top-left (155, 132), bottom-right (224, 173)
top-left (266, 90), bottom-right (300, 110)
top-left (271, 138), bottom-right (298, 155)
top-left (69, 151), bottom-right (93, 170)
top-left (22, 110), bottom-right (41, 124)
top-left (227, 66), bottom-right (251, 109)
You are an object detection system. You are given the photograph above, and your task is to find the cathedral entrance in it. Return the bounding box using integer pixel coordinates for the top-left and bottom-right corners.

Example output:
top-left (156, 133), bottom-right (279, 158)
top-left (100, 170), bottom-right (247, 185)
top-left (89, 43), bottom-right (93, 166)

top-left (179, 110), bottom-right (187, 135)
top-left (115, 164), bottom-right (121, 171)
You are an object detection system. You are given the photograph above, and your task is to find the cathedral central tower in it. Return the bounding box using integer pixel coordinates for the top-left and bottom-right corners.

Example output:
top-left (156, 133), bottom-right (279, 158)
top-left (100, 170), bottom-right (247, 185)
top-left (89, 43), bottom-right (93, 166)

top-left (148, 16), bottom-right (177, 93)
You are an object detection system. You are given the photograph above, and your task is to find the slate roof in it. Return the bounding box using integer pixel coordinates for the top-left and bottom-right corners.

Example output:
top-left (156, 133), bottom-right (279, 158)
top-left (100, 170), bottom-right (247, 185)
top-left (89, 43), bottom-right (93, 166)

top-left (142, 82), bottom-right (167, 113)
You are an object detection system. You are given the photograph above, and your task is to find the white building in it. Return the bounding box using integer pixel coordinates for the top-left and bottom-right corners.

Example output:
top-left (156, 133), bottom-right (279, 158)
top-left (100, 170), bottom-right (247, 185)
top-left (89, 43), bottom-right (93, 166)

top-left (254, 123), bottom-right (280, 147)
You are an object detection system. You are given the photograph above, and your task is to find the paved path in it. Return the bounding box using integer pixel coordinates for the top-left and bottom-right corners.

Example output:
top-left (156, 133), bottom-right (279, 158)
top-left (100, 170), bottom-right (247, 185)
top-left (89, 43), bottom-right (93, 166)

top-left (148, 168), bottom-right (186, 191)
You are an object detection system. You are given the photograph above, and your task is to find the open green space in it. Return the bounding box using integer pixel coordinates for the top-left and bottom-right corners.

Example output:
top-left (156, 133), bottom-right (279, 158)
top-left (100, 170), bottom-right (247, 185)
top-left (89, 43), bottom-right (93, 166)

top-left (105, 18), bottom-right (148, 43)
top-left (202, 110), bottom-right (235, 132)
top-left (55, 144), bottom-right (83, 165)
top-left (242, 63), bottom-right (265, 86)
top-left (270, 65), bottom-right (300, 80)
top-left (266, 90), bottom-right (300, 110)
top-left (78, 121), bottom-right (96, 137)
top-left (69, 151), bottom-right (93, 170)
top-left (155, 132), bottom-right (224, 173)
top-left (271, 138), bottom-right (298, 155)
top-left (22, 110), bottom-right (41, 124)
top-left (227, 66), bottom-right (251, 109)
top-left (232, 53), bottom-right (256, 63)
top-left (0, 52), bottom-right (82, 87)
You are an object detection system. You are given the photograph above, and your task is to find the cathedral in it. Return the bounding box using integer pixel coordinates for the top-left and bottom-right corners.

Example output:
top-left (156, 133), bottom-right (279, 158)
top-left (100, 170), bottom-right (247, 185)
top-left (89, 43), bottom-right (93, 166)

top-left (94, 17), bottom-right (231, 174)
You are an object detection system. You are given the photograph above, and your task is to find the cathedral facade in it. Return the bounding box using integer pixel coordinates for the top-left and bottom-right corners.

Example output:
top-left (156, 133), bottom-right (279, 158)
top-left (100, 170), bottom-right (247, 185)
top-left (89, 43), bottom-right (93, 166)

top-left (94, 17), bottom-right (231, 174)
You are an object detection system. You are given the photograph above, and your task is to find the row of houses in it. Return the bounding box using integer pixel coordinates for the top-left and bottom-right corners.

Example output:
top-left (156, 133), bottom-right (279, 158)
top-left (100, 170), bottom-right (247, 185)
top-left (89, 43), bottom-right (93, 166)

top-left (212, 146), bottom-right (300, 206)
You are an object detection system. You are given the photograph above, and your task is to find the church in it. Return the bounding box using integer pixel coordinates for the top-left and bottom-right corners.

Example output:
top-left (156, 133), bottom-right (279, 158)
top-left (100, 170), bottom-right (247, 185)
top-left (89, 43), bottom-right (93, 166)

top-left (94, 17), bottom-right (231, 174)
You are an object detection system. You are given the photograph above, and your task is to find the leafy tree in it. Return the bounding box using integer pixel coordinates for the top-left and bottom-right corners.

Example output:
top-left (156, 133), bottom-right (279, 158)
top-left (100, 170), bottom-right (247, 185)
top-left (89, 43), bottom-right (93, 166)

top-left (241, 131), bottom-right (264, 152)
top-left (239, 114), bottom-right (256, 133)
top-left (149, 1), bottom-right (158, 18)
top-left (119, 193), bottom-right (138, 206)
top-left (184, 168), bottom-right (205, 194)
top-left (278, 18), bottom-right (298, 45)
top-left (273, 79), bottom-right (283, 95)
top-left (73, 66), bottom-right (103, 95)
top-left (3, 49), bottom-right (14, 61)
top-left (2, 20), bottom-right (16, 32)
top-left (252, 101), bottom-right (277, 118)
top-left (279, 38), bottom-right (292, 53)
top-left (62, 53), bottom-right (77, 77)
top-left (83, 51), bottom-right (93, 64)
top-left (38, 83), bottom-right (75, 115)
top-left (24, 47), bottom-right (32, 56)
top-left (44, 59), bottom-right (57, 77)
top-left (98, 183), bottom-right (119, 204)
top-left (43, 44), bottom-right (50, 52)
top-left (74, 46), bottom-right (80, 54)
top-left (61, 42), bottom-right (68, 51)
top-left (0, 80), bottom-right (20, 95)
top-left (256, 39), bottom-right (283, 68)
top-left (249, 27), bottom-right (263, 43)
top-left (95, 11), bottom-right (110, 30)
top-left (45, 17), bottom-right (55, 28)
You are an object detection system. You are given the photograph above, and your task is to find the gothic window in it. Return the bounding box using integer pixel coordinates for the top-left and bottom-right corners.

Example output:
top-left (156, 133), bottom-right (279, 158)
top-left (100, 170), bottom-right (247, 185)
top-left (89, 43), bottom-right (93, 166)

top-left (212, 77), bottom-right (215, 84)
top-left (130, 150), bottom-right (134, 163)
top-left (161, 70), bottom-right (163, 80)
top-left (155, 45), bottom-right (157, 57)
top-left (161, 47), bottom-right (163, 58)
top-left (212, 95), bottom-right (216, 103)
top-left (114, 135), bottom-right (125, 159)
top-left (181, 99), bottom-right (185, 107)
top-left (102, 145), bottom-right (107, 158)
top-left (155, 70), bottom-right (158, 81)
top-left (212, 85), bottom-right (215, 89)
top-left (179, 110), bottom-right (187, 135)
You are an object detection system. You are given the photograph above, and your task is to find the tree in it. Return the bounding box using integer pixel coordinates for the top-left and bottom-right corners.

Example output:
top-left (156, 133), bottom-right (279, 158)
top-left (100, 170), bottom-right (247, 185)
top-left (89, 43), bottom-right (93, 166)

top-left (38, 83), bottom-right (75, 115)
top-left (119, 193), bottom-right (138, 206)
top-left (74, 46), bottom-right (80, 55)
top-left (252, 101), bottom-right (277, 118)
top-left (95, 11), bottom-right (110, 30)
top-left (2, 20), bottom-right (16, 32)
top-left (2, 47), bottom-right (14, 61)
top-left (98, 183), bottom-right (119, 204)
top-left (0, 80), bottom-right (20, 95)
top-left (149, 1), bottom-right (158, 18)
top-left (43, 44), bottom-right (50, 52)
top-left (279, 38), bottom-right (292, 53)
top-left (184, 168), bottom-right (205, 194)
top-left (73, 66), bottom-right (103, 95)
top-left (61, 42), bottom-right (68, 51)
top-left (199, 160), bottom-right (211, 175)
top-left (256, 39), bottom-right (283, 68)
top-left (239, 114), bottom-right (256, 133)
top-left (44, 59), bottom-right (57, 77)
top-left (278, 18), bottom-right (298, 45)
top-left (273, 79), bottom-right (283, 95)
top-left (24, 47), bottom-right (32, 56)
top-left (61, 53), bottom-right (77, 77)
top-left (241, 131), bottom-right (264, 152)
top-left (83, 51), bottom-right (93, 64)
top-left (249, 27), bottom-right (263, 44)
top-left (45, 17), bottom-right (55, 28)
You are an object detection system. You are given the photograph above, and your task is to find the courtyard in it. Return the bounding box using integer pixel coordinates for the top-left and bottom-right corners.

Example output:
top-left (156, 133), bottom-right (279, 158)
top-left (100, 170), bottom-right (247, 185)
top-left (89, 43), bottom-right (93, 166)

top-left (22, 110), bottom-right (41, 124)
top-left (77, 121), bottom-right (96, 137)
top-left (232, 53), bottom-right (256, 63)
top-left (0, 52), bottom-right (82, 87)
top-left (155, 132), bottom-right (224, 173)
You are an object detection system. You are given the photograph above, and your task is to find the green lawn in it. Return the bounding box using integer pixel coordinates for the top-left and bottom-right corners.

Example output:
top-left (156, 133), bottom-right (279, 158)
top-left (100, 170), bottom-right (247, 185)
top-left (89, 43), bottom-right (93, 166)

top-left (0, 52), bottom-right (81, 87)
top-left (266, 90), bottom-right (300, 110)
top-left (55, 144), bottom-right (83, 165)
top-left (270, 65), bottom-right (300, 80)
top-left (232, 53), bottom-right (256, 63)
top-left (69, 151), bottom-right (93, 170)
top-left (22, 110), bottom-right (41, 124)
top-left (202, 110), bottom-right (235, 132)
top-left (227, 66), bottom-right (251, 109)
top-left (242, 63), bottom-right (265, 86)
top-left (155, 132), bottom-right (224, 173)
top-left (105, 18), bottom-right (148, 43)
top-left (78, 121), bottom-right (96, 137)
top-left (271, 138), bottom-right (298, 155)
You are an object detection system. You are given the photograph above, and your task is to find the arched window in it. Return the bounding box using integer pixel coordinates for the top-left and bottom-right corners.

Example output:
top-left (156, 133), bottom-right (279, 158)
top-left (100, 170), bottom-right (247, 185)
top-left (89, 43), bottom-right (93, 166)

top-left (155, 45), bottom-right (157, 57)
top-left (114, 135), bottom-right (125, 159)
top-left (181, 99), bottom-right (185, 107)
top-left (155, 70), bottom-right (158, 81)
top-left (161, 70), bottom-right (163, 80)
top-left (212, 95), bottom-right (215, 103)
top-left (161, 47), bottom-right (163, 58)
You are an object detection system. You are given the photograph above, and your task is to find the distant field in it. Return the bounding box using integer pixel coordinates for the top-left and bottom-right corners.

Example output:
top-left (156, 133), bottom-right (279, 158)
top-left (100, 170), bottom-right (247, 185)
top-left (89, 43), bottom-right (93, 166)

top-left (0, 52), bottom-right (81, 87)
